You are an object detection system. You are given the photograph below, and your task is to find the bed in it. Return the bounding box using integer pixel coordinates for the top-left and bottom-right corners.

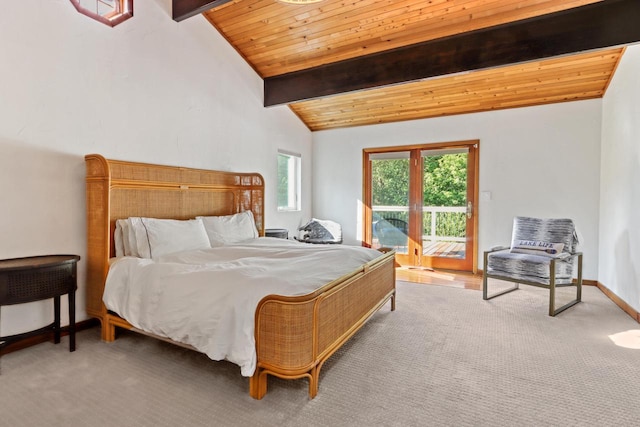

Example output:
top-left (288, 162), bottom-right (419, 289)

top-left (84, 154), bottom-right (396, 399)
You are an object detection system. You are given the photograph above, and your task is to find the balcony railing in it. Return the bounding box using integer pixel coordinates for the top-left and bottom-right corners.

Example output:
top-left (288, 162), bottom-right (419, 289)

top-left (372, 205), bottom-right (466, 243)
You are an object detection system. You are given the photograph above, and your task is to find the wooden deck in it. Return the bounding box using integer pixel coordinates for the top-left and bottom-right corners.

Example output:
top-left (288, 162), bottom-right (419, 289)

top-left (373, 239), bottom-right (465, 259)
top-left (422, 241), bottom-right (465, 258)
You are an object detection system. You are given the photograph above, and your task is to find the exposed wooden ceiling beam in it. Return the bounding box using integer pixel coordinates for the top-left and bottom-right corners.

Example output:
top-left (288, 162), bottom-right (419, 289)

top-left (172, 0), bottom-right (233, 22)
top-left (264, 0), bottom-right (640, 107)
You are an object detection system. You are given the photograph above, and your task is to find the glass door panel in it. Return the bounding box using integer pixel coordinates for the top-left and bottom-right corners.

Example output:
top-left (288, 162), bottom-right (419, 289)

top-left (370, 152), bottom-right (411, 264)
top-left (421, 147), bottom-right (474, 271)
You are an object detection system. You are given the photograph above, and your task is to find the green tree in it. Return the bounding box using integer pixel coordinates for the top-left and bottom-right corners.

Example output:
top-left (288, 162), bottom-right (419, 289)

top-left (277, 154), bottom-right (289, 207)
top-left (423, 154), bottom-right (467, 237)
top-left (371, 159), bottom-right (409, 206)
top-left (423, 154), bottom-right (467, 207)
top-left (372, 154), bottom-right (467, 238)
top-left (371, 154), bottom-right (467, 206)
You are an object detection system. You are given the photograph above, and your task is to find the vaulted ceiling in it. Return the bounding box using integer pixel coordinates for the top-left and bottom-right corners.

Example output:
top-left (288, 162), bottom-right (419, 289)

top-left (173, 0), bottom-right (640, 131)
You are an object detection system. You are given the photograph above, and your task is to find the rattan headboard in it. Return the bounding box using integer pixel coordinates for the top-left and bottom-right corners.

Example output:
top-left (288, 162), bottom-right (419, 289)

top-left (84, 154), bottom-right (265, 321)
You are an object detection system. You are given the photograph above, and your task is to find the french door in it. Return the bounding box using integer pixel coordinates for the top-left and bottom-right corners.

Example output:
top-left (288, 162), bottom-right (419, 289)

top-left (363, 141), bottom-right (478, 272)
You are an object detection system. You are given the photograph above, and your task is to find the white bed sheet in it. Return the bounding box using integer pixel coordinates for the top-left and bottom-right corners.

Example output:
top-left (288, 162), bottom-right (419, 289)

top-left (103, 237), bottom-right (383, 376)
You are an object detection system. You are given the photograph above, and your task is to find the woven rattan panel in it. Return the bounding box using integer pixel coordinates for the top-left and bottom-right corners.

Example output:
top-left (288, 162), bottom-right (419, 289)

top-left (96, 155), bottom-right (265, 241)
top-left (316, 262), bottom-right (395, 353)
top-left (108, 188), bottom-right (264, 257)
top-left (108, 161), bottom-right (260, 188)
top-left (110, 189), bottom-right (237, 220)
top-left (3, 265), bottom-right (73, 305)
top-left (257, 300), bottom-right (315, 368)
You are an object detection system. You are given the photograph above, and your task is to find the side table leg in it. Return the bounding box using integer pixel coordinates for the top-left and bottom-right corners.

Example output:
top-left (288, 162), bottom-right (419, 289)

top-left (0, 305), bottom-right (3, 374)
top-left (69, 290), bottom-right (76, 352)
top-left (54, 295), bottom-right (61, 344)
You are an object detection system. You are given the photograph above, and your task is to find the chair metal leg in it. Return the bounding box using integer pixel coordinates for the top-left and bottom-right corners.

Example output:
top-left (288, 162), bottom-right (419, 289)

top-left (483, 250), bottom-right (519, 300)
top-left (483, 275), bottom-right (519, 300)
top-left (577, 253), bottom-right (583, 301)
top-left (549, 259), bottom-right (556, 316)
top-left (483, 251), bottom-right (489, 300)
top-left (484, 278), bottom-right (519, 300)
top-left (483, 266), bottom-right (488, 300)
top-left (549, 254), bottom-right (583, 316)
top-left (551, 293), bottom-right (581, 316)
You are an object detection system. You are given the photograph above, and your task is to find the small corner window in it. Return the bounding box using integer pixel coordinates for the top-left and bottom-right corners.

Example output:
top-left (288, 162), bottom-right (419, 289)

top-left (277, 150), bottom-right (301, 212)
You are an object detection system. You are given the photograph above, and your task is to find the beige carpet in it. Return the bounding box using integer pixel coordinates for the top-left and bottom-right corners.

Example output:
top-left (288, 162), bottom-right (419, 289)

top-left (1, 283), bottom-right (639, 427)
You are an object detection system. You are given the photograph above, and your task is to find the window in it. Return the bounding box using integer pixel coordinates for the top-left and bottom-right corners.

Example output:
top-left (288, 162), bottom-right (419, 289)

top-left (70, 0), bottom-right (133, 27)
top-left (277, 150), bottom-right (301, 211)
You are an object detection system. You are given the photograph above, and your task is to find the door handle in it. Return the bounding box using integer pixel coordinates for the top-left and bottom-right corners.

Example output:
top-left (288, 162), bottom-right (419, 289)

top-left (467, 201), bottom-right (473, 219)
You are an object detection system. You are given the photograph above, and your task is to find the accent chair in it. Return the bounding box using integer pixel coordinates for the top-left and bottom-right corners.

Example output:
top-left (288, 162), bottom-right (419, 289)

top-left (483, 216), bottom-right (583, 316)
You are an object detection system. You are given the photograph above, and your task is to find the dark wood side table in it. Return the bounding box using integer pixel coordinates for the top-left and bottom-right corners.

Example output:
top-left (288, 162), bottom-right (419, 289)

top-left (265, 228), bottom-right (289, 239)
top-left (0, 255), bottom-right (80, 355)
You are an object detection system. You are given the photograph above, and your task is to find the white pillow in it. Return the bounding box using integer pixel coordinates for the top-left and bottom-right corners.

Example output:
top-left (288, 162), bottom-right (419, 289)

top-left (114, 220), bottom-right (126, 258)
top-left (510, 240), bottom-right (564, 257)
top-left (197, 211), bottom-right (259, 246)
top-left (129, 217), bottom-right (151, 259)
top-left (141, 218), bottom-right (211, 259)
top-left (115, 217), bottom-right (148, 258)
top-left (118, 219), bottom-right (138, 257)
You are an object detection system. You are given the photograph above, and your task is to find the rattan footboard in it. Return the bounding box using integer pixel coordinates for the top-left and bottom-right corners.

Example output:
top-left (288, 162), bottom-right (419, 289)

top-left (85, 154), bottom-right (396, 399)
top-left (251, 250), bottom-right (395, 399)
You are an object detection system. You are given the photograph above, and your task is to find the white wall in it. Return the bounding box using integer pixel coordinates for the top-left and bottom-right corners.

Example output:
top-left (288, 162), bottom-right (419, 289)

top-left (0, 0), bottom-right (311, 335)
top-left (313, 100), bottom-right (602, 279)
top-left (599, 44), bottom-right (640, 312)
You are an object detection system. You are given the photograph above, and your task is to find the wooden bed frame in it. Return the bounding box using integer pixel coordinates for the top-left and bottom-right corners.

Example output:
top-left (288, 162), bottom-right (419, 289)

top-left (85, 154), bottom-right (396, 399)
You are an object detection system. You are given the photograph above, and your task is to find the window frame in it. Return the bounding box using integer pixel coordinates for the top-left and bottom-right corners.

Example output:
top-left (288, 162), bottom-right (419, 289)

top-left (277, 150), bottom-right (302, 212)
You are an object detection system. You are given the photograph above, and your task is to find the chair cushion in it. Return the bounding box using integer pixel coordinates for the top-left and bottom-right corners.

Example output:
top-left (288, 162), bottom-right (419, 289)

top-left (511, 217), bottom-right (578, 255)
top-left (487, 250), bottom-right (574, 285)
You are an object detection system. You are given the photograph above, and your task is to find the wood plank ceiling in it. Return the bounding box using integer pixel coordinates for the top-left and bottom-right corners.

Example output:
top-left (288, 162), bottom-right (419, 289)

top-left (190, 0), bottom-right (632, 131)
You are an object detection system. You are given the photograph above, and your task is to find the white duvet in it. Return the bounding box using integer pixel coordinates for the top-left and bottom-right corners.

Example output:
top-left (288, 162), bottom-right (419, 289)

top-left (103, 237), bottom-right (383, 376)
